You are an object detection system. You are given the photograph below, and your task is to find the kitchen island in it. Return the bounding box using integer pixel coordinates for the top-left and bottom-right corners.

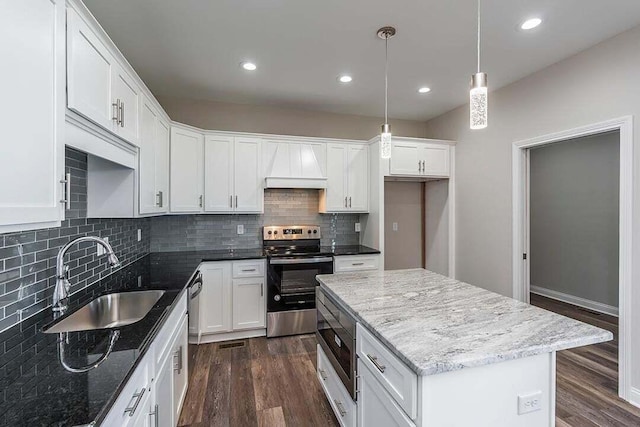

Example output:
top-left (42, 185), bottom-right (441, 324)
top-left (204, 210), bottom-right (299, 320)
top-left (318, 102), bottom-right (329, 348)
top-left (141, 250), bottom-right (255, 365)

top-left (315, 268), bottom-right (612, 427)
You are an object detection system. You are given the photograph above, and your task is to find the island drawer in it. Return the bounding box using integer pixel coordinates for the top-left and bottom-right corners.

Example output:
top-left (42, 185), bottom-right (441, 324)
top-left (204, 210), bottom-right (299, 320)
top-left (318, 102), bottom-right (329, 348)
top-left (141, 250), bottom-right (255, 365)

top-left (334, 255), bottom-right (380, 272)
top-left (232, 260), bottom-right (265, 278)
top-left (356, 323), bottom-right (418, 420)
top-left (317, 344), bottom-right (357, 427)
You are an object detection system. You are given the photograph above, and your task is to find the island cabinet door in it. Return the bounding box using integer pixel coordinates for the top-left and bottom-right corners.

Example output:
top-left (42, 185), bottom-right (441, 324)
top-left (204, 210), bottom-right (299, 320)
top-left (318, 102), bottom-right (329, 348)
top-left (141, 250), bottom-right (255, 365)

top-left (357, 361), bottom-right (416, 427)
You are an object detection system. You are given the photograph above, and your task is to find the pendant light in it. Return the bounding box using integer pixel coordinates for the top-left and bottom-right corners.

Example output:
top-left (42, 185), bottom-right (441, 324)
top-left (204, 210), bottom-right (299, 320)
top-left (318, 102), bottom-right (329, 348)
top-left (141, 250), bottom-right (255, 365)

top-left (377, 26), bottom-right (396, 158)
top-left (470, 0), bottom-right (488, 130)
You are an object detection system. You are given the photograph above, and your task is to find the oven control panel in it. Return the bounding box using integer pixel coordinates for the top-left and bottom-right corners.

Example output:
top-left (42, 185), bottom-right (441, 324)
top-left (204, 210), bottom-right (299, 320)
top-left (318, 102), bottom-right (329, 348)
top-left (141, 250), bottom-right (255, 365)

top-left (263, 225), bottom-right (321, 240)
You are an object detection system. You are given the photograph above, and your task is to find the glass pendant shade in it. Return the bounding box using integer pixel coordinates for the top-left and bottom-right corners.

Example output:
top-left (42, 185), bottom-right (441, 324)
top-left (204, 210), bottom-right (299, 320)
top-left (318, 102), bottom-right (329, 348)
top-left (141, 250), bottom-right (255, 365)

top-left (380, 124), bottom-right (392, 159)
top-left (470, 72), bottom-right (488, 130)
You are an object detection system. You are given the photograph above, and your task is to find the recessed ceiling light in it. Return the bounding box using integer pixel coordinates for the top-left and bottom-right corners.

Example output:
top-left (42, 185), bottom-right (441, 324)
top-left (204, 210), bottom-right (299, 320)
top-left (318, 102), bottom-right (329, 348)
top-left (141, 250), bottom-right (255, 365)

top-left (241, 62), bottom-right (257, 71)
top-left (520, 17), bottom-right (542, 30)
top-left (418, 87), bottom-right (431, 94)
top-left (338, 75), bottom-right (353, 83)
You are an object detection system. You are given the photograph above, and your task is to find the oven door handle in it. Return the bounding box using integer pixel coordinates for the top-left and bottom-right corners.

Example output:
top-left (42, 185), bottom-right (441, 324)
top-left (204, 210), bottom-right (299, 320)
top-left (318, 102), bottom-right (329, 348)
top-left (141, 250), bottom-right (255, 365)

top-left (269, 257), bottom-right (333, 265)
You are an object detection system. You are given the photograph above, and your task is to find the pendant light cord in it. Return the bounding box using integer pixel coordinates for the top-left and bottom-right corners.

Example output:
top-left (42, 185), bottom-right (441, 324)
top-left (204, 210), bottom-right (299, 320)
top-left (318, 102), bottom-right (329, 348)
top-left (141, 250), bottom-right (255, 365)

top-left (385, 35), bottom-right (389, 124)
top-left (477, 0), bottom-right (481, 73)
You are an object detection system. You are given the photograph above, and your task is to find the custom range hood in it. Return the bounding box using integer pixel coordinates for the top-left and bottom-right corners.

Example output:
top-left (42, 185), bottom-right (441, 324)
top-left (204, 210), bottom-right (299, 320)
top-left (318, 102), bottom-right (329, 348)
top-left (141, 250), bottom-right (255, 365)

top-left (264, 140), bottom-right (327, 189)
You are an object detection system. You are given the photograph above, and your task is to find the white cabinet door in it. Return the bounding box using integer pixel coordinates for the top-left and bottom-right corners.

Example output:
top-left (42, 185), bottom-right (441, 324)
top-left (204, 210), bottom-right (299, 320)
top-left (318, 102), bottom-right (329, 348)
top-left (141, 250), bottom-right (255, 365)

top-left (389, 142), bottom-right (422, 176)
top-left (323, 143), bottom-right (348, 212)
top-left (232, 278), bottom-right (265, 330)
top-left (204, 135), bottom-right (234, 212)
top-left (234, 138), bottom-right (263, 213)
top-left (155, 118), bottom-right (170, 212)
top-left (421, 144), bottom-right (450, 177)
top-left (170, 127), bottom-right (204, 212)
top-left (172, 315), bottom-right (189, 421)
top-left (200, 263), bottom-right (232, 334)
top-left (67, 8), bottom-right (115, 130)
top-left (139, 100), bottom-right (158, 214)
top-left (155, 349), bottom-right (174, 427)
top-left (347, 144), bottom-right (368, 212)
top-left (112, 66), bottom-right (140, 145)
top-left (357, 361), bottom-right (416, 427)
top-left (0, 0), bottom-right (65, 230)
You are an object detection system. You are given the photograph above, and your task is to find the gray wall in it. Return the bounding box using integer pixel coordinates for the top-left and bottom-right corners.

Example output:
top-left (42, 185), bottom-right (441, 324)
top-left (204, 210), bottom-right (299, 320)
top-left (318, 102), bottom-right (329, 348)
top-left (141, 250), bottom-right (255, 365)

top-left (530, 132), bottom-right (619, 307)
top-left (0, 148), bottom-right (150, 333)
top-left (150, 189), bottom-right (360, 251)
top-left (158, 96), bottom-right (428, 140)
top-left (423, 24), bottom-right (640, 390)
top-left (384, 182), bottom-right (423, 270)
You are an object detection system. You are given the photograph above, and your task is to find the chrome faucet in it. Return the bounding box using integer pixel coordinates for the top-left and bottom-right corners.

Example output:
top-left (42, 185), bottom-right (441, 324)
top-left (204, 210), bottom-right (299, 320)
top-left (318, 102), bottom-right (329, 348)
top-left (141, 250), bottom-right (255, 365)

top-left (53, 236), bottom-right (121, 314)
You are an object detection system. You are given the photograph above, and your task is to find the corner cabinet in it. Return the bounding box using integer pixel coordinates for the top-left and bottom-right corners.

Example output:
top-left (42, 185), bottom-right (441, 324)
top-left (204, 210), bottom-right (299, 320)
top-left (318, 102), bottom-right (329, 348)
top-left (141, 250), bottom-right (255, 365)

top-left (389, 139), bottom-right (451, 177)
top-left (320, 143), bottom-right (369, 213)
top-left (139, 96), bottom-right (170, 214)
top-left (204, 135), bottom-right (263, 214)
top-left (170, 127), bottom-right (204, 213)
top-left (195, 260), bottom-right (266, 343)
top-left (0, 0), bottom-right (66, 232)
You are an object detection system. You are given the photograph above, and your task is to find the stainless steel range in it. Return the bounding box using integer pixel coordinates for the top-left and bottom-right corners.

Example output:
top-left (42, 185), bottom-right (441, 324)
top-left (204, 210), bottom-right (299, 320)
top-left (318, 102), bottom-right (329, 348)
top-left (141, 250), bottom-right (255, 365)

top-left (263, 225), bottom-right (333, 337)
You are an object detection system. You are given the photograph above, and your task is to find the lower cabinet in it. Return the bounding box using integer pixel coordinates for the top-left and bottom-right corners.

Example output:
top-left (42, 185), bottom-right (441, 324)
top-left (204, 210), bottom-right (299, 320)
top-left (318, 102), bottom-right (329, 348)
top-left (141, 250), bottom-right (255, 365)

top-left (317, 345), bottom-right (357, 427)
top-left (196, 259), bottom-right (266, 342)
top-left (334, 254), bottom-right (380, 273)
top-left (357, 360), bottom-right (416, 427)
top-left (103, 293), bottom-right (188, 427)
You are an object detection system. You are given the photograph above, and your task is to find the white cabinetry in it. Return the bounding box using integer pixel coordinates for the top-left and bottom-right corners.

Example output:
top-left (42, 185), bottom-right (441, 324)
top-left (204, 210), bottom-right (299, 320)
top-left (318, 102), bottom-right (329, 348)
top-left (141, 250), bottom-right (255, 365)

top-left (195, 260), bottom-right (266, 343)
top-left (139, 97), bottom-right (170, 214)
top-left (67, 8), bottom-right (140, 145)
top-left (204, 135), bottom-right (263, 213)
top-left (334, 255), bottom-right (381, 273)
top-left (389, 140), bottom-right (450, 177)
top-left (170, 126), bottom-right (204, 213)
top-left (318, 345), bottom-right (357, 427)
top-left (0, 0), bottom-right (66, 232)
top-left (320, 143), bottom-right (369, 213)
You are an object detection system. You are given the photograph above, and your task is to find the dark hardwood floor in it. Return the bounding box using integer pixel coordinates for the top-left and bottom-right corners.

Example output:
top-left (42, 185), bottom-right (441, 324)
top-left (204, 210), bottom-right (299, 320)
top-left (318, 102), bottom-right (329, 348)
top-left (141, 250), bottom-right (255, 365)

top-left (531, 293), bottom-right (640, 427)
top-left (178, 334), bottom-right (338, 427)
top-left (179, 297), bottom-right (640, 426)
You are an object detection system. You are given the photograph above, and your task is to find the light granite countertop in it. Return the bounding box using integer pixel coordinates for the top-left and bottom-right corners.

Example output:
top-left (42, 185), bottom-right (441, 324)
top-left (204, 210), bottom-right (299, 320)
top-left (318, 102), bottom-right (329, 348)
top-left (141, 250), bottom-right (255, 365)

top-left (316, 268), bottom-right (613, 376)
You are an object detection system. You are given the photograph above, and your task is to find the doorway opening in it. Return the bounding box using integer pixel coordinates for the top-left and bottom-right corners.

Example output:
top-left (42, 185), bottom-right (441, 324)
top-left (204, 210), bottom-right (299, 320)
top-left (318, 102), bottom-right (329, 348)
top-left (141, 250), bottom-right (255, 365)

top-left (512, 117), bottom-right (634, 406)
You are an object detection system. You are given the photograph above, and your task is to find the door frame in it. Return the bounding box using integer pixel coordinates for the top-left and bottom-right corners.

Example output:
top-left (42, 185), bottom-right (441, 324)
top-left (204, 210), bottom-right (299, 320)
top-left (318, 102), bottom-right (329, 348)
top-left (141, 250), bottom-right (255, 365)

top-left (512, 116), bottom-right (633, 402)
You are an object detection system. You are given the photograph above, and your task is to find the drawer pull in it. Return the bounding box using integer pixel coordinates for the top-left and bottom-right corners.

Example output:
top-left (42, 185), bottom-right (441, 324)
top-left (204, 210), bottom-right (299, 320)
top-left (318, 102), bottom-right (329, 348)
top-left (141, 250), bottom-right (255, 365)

top-left (334, 399), bottom-right (347, 417)
top-left (124, 387), bottom-right (146, 416)
top-left (241, 268), bottom-right (257, 272)
top-left (367, 354), bottom-right (386, 373)
top-left (173, 346), bottom-right (183, 373)
top-left (352, 262), bottom-right (364, 266)
top-left (319, 368), bottom-right (328, 380)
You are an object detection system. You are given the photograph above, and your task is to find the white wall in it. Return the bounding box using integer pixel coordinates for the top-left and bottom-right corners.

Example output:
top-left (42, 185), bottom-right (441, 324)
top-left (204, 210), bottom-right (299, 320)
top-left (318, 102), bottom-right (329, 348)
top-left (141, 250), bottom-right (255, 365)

top-left (530, 131), bottom-right (619, 308)
top-left (424, 25), bottom-right (640, 396)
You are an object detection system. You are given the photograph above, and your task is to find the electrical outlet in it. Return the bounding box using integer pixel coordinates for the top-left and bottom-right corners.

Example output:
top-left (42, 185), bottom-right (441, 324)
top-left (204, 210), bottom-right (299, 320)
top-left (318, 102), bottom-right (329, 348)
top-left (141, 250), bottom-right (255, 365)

top-left (137, 229), bottom-right (142, 242)
top-left (518, 391), bottom-right (542, 415)
top-left (392, 222), bottom-right (398, 231)
top-left (97, 237), bottom-right (109, 256)
top-left (237, 224), bottom-right (244, 235)
top-left (355, 222), bottom-right (361, 232)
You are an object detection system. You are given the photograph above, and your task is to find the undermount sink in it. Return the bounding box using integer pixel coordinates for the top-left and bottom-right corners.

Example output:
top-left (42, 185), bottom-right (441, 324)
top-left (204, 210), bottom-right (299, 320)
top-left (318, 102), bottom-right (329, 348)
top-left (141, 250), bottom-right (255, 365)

top-left (44, 290), bottom-right (165, 334)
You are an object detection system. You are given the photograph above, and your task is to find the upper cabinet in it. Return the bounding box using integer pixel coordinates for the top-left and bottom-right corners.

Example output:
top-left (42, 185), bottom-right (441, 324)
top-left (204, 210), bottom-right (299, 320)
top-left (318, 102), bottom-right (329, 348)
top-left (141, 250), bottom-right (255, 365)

top-left (67, 8), bottom-right (140, 146)
top-left (170, 126), bottom-right (204, 213)
top-left (320, 143), bottom-right (369, 213)
top-left (389, 139), bottom-right (451, 177)
top-left (139, 96), bottom-right (170, 215)
top-left (0, 0), bottom-right (66, 232)
top-left (203, 135), bottom-right (263, 214)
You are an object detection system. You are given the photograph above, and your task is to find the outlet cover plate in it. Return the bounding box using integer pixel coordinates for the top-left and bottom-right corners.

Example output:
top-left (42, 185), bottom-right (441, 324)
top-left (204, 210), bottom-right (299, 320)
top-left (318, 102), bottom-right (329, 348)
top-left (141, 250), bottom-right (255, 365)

top-left (518, 391), bottom-right (542, 415)
top-left (237, 224), bottom-right (244, 235)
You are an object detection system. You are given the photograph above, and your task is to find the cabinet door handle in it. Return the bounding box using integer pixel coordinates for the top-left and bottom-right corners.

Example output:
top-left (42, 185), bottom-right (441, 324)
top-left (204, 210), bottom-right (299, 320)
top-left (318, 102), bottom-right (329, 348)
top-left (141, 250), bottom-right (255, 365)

top-left (230, 195), bottom-right (233, 208)
top-left (319, 368), bottom-right (328, 380)
top-left (149, 403), bottom-right (159, 427)
top-left (349, 197), bottom-right (352, 208)
top-left (119, 102), bottom-right (125, 127)
top-left (124, 387), bottom-right (146, 416)
top-left (418, 160), bottom-right (421, 172)
top-left (173, 346), bottom-right (183, 373)
top-left (59, 173), bottom-right (71, 209)
top-left (366, 354), bottom-right (386, 373)
top-left (235, 195), bottom-right (238, 208)
top-left (199, 195), bottom-right (203, 208)
top-left (345, 197), bottom-right (348, 208)
top-left (334, 399), bottom-right (347, 417)
top-left (156, 191), bottom-right (164, 207)
top-left (112, 99), bottom-right (120, 123)
top-left (422, 160), bottom-right (426, 173)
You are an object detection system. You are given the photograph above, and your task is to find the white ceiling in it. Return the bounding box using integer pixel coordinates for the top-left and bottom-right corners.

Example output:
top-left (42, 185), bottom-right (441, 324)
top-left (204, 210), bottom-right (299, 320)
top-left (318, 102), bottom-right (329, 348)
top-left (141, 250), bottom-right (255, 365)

top-left (84, 0), bottom-right (640, 121)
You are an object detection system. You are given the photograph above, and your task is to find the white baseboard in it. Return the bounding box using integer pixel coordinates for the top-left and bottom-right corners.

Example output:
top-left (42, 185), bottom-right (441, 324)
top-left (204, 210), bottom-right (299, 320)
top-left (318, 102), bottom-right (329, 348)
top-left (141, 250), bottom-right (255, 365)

top-left (189, 328), bottom-right (266, 344)
top-left (629, 388), bottom-right (640, 409)
top-left (530, 286), bottom-right (619, 317)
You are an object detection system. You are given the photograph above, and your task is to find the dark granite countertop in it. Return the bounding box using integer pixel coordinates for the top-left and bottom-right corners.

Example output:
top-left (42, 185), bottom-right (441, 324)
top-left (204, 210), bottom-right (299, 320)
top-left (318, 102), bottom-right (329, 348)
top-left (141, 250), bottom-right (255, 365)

top-left (321, 245), bottom-right (381, 256)
top-left (0, 253), bottom-right (200, 427)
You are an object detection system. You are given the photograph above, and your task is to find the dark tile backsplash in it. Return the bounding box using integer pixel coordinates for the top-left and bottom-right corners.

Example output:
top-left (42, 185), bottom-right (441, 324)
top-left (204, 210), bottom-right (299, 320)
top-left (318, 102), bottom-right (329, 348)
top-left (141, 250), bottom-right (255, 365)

top-left (150, 188), bottom-right (362, 251)
top-left (0, 148), bottom-right (150, 333)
